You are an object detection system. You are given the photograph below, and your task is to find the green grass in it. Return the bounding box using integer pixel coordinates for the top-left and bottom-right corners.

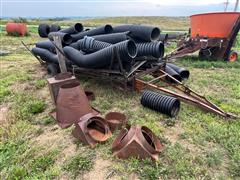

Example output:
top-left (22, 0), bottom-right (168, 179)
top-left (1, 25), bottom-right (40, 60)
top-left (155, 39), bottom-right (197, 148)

top-left (34, 79), bottom-right (47, 89)
top-left (0, 19), bottom-right (240, 179)
top-left (63, 153), bottom-right (94, 178)
top-left (0, 139), bottom-right (60, 179)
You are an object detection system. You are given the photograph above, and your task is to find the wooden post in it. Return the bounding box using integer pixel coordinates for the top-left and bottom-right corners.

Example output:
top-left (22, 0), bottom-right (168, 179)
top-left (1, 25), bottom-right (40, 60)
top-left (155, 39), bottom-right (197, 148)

top-left (53, 35), bottom-right (67, 73)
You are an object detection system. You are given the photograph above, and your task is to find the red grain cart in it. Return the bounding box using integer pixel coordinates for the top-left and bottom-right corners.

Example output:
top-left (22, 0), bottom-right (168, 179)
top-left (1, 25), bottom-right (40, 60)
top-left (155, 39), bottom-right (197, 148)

top-left (168, 12), bottom-right (240, 61)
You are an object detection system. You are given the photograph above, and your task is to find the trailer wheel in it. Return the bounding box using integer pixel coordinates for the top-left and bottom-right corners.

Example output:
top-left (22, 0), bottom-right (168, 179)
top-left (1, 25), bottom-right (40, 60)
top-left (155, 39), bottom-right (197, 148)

top-left (47, 64), bottom-right (59, 76)
top-left (228, 51), bottom-right (238, 62)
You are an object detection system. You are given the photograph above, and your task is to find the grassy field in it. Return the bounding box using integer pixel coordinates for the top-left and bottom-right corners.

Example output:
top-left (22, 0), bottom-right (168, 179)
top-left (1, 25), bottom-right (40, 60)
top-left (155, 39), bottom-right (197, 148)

top-left (0, 16), bottom-right (190, 31)
top-left (0, 19), bottom-right (240, 179)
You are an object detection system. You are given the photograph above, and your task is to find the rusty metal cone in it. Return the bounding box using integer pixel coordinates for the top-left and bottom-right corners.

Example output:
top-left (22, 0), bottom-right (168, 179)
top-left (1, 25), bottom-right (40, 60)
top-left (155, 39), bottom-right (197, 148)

top-left (112, 125), bottom-right (163, 161)
top-left (56, 81), bottom-right (93, 128)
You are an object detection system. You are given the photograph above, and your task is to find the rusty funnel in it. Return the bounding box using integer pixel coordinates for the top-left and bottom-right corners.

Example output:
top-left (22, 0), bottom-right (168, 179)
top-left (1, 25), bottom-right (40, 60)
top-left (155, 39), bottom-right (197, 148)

top-left (72, 113), bottom-right (112, 147)
top-left (112, 125), bottom-right (163, 160)
top-left (56, 81), bottom-right (93, 128)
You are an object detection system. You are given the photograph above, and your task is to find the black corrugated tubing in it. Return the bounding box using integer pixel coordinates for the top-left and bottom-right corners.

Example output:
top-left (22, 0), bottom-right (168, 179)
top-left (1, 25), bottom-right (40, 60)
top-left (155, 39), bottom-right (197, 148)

top-left (50, 24), bottom-right (61, 32)
top-left (167, 63), bottom-right (190, 79)
top-left (32, 47), bottom-right (58, 64)
top-left (69, 42), bottom-right (80, 50)
top-left (59, 23), bottom-right (83, 34)
top-left (48, 32), bottom-right (72, 45)
top-left (47, 63), bottom-right (60, 76)
top-left (136, 41), bottom-right (164, 58)
top-left (71, 25), bottom-right (113, 42)
top-left (38, 24), bottom-right (50, 38)
top-left (113, 25), bottom-right (160, 42)
top-left (165, 65), bottom-right (182, 83)
top-left (77, 36), bottom-right (137, 60)
top-left (36, 41), bottom-right (56, 53)
top-left (63, 40), bottom-right (137, 69)
top-left (91, 32), bottom-right (130, 44)
top-left (159, 33), bottom-right (168, 42)
top-left (140, 90), bottom-right (180, 117)
top-left (77, 36), bottom-right (110, 52)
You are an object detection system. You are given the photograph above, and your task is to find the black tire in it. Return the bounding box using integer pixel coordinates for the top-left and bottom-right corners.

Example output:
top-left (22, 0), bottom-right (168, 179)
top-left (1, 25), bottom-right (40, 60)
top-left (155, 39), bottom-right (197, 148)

top-left (50, 24), bottom-right (61, 32)
top-left (47, 63), bottom-right (59, 76)
top-left (38, 24), bottom-right (50, 38)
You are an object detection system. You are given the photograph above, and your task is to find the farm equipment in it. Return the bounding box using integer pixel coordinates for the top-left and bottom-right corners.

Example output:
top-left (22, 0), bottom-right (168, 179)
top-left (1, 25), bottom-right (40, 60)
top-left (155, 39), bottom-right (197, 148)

top-left (22, 23), bottom-right (238, 119)
top-left (167, 12), bottom-right (240, 61)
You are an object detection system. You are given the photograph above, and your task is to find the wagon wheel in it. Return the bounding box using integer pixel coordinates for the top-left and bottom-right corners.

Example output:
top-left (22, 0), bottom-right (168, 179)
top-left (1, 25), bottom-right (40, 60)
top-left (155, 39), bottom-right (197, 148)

top-left (228, 50), bottom-right (238, 62)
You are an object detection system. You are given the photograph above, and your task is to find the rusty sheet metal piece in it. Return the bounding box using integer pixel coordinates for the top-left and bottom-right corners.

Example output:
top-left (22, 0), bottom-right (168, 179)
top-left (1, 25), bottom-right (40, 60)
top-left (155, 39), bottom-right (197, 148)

top-left (112, 125), bottom-right (163, 161)
top-left (56, 81), bottom-right (95, 128)
top-left (72, 113), bottom-right (112, 147)
top-left (47, 72), bottom-right (76, 104)
top-left (105, 112), bottom-right (127, 132)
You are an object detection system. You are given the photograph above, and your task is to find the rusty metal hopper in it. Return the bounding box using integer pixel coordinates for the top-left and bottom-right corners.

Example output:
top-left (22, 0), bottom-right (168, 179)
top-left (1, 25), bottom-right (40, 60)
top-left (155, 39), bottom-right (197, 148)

top-left (112, 125), bottom-right (163, 161)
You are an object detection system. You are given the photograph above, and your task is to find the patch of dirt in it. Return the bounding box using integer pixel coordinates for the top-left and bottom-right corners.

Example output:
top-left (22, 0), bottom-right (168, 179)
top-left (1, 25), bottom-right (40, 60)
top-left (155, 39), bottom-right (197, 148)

top-left (0, 105), bottom-right (9, 125)
top-left (164, 122), bottom-right (203, 154)
top-left (164, 122), bottom-right (184, 144)
top-left (9, 81), bottom-right (32, 92)
top-left (33, 125), bottom-right (75, 150)
top-left (81, 158), bottom-right (117, 180)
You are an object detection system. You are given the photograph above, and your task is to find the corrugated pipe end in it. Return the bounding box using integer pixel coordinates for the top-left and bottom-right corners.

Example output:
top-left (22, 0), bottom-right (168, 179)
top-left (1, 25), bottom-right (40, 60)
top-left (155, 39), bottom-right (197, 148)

top-left (63, 34), bottom-right (73, 45)
top-left (48, 32), bottom-right (73, 45)
top-left (126, 40), bottom-right (137, 58)
top-left (105, 24), bottom-right (113, 33)
top-left (165, 65), bottom-right (182, 83)
top-left (74, 23), bottom-right (84, 32)
top-left (151, 27), bottom-right (161, 41)
top-left (180, 70), bottom-right (190, 79)
top-left (157, 42), bottom-right (164, 58)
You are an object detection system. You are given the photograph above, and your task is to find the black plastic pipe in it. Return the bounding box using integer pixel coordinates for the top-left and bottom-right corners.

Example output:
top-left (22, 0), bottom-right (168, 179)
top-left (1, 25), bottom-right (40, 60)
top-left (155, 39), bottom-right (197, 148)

top-left (48, 32), bottom-right (72, 45)
top-left (165, 65), bottom-right (182, 83)
top-left (159, 33), bottom-right (168, 42)
top-left (77, 36), bottom-right (109, 52)
top-left (167, 63), bottom-right (190, 79)
top-left (59, 23), bottom-right (83, 34)
top-left (69, 42), bottom-right (80, 50)
top-left (32, 47), bottom-right (58, 64)
top-left (71, 25), bottom-right (113, 42)
top-left (77, 36), bottom-right (137, 59)
top-left (113, 25), bottom-right (160, 42)
top-left (136, 41), bottom-right (164, 58)
top-left (141, 90), bottom-right (180, 117)
top-left (38, 24), bottom-right (50, 38)
top-left (36, 40), bottom-right (56, 53)
top-left (91, 32), bottom-right (130, 44)
top-left (50, 24), bottom-right (61, 32)
top-left (63, 40), bottom-right (136, 68)
top-left (47, 63), bottom-right (60, 76)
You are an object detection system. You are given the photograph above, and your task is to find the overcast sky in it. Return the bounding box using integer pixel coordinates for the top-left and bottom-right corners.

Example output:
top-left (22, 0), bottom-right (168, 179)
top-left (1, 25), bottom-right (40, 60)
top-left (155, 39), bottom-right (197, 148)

top-left (1, 0), bottom-right (239, 17)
